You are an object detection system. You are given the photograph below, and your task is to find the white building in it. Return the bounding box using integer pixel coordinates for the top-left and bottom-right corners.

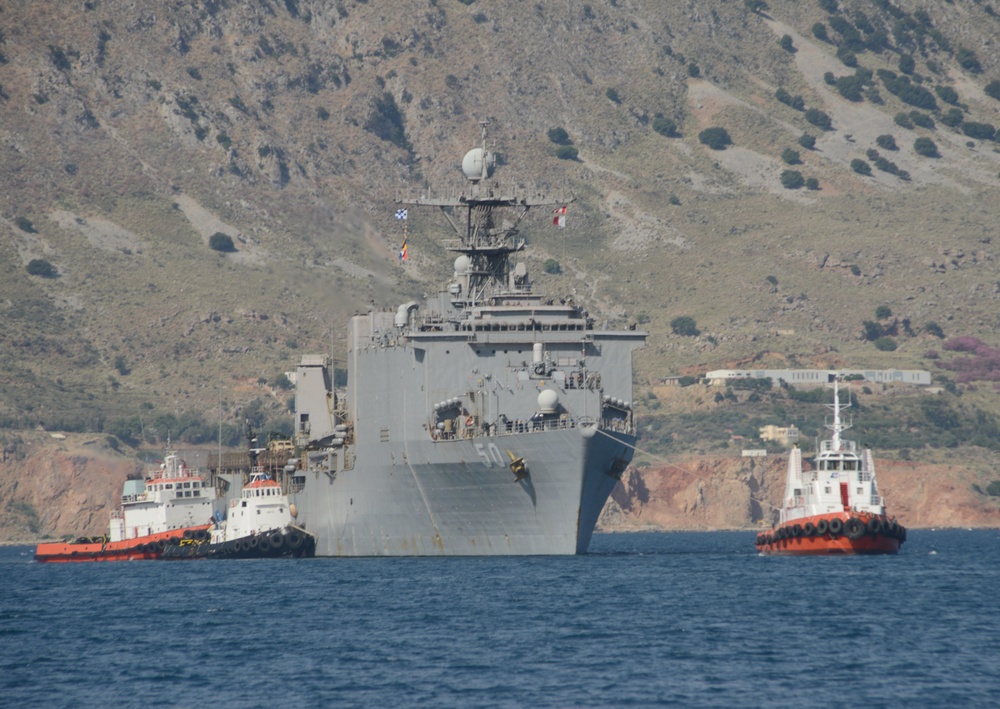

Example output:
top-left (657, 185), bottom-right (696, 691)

top-left (704, 368), bottom-right (931, 386)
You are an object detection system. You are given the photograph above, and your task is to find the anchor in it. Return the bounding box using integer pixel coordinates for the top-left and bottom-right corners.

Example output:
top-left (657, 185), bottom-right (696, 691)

top-left (506, 450), bottom-right (528, 482)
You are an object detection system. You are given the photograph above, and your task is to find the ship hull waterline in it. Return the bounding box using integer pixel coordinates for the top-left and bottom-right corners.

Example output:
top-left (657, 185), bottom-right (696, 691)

top-left (756, 513), bottom-right (904, 556)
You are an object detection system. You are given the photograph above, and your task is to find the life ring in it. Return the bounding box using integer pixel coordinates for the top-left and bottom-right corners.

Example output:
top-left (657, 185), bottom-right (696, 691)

top-left (230, 499), bottom-right (238, 508)
top-left (803, 522), bottom-right (816, 537)
top-left (828, 517), bottom-right (843, 536)
top-left (465, 416), bottom-right (475, 427)
top-left (845, 517), bottom-right (865, 540)
top-left (867, 517), bottom-right (883, 535)
top-left (815, 519), bottom-right (829, 535)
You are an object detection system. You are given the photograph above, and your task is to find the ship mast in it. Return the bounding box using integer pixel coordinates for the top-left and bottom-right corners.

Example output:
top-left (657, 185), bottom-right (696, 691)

top-left (400, 121), bottom-right (570, 311)
top-left (825, 379), bottom-right (851, 451)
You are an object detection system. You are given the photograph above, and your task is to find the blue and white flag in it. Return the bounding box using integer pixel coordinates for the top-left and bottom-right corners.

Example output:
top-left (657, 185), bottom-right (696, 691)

top-left (395, 208), bottom-right (408, 220)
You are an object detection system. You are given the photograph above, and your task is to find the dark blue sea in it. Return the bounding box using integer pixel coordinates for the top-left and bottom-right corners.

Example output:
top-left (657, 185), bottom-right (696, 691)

top-left (2, 530), bottom-right (998, 708)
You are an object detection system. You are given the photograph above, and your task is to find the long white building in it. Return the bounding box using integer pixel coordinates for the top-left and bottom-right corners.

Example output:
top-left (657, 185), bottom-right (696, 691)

top-left (704, 368), bottom-right (931, 386)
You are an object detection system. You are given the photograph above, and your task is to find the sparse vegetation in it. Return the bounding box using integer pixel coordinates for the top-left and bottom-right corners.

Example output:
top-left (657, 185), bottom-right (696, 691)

top-left (543, 258), bottom-right (561, 274)
top-left (874, 337), bottom-right (897, 352)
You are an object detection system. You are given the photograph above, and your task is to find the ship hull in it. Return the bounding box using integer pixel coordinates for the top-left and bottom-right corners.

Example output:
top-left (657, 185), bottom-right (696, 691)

top-left (34, 525), bottom-right (212, 563)
top-left (756, 513), bottom-right (905, 556)
top-left (292, 426), bottom-right (634, 556)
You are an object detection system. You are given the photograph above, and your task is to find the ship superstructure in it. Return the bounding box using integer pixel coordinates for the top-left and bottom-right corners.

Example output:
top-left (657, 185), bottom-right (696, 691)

top-left (290, 125), bottom-right (646, 555)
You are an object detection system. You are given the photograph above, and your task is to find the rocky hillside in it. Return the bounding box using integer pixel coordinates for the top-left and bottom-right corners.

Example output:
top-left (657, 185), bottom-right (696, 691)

top-left (4, 1), bottom-right (1000, 525)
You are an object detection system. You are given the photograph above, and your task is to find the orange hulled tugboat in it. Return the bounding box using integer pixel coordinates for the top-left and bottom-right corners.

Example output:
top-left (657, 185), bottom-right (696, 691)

top-left (756, 380), bottom-right (906, 556)
top-left (34, 449), bottom-right (217, 563)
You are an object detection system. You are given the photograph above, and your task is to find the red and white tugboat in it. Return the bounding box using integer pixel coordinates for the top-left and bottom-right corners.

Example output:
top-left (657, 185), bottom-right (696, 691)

top-left (34, 449), bottom-right (216, 563)
top-left (756, 380), bottom-right (906, 556)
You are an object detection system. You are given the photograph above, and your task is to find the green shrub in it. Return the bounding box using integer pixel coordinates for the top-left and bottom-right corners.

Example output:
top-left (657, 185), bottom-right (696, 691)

top-left (961, 122), bottom-right (996, 141)
top-left (850, 158), bottom-right (871, 175)
top-left (317, 107), bottom-right (330, 120)
top-left (836, 75), bottom-right (865, 101)
top-left (652, 117), bottom-right (679, 137)
top-left (914, 137), bottom-right (939, 158)
top-left (15, 216), bottom-right (36, 233)
top-left (605, 87), bottom-right (622, 104)
top-left (940, 108), bottom-right (963, 128)
top-left (898, 55), bottom-right (915, 75)
top-left (812, 23), bottom-right (828, 42)
top-left (957, 47), bottom-right (982, 74)
top-left (909, 112), bottom-right (935, 129)
top-left (543, 258), bottom-right (561, 274)
top-left (876, 134), bottom-right (897, 151)
top-left (985, 480), bottom-right (1000, 497)
top-left (698, 127), bottom-right (732, 150)
top-left (547, 127), bottom-right (571, 145)
top-left (780, 170), bottom-right (804, 189)
top-left (805, 108), bottom-right (832, 130)
top-left (874, 337), bottom-right (897, 351)
top-left (935, 85), bottom-right (959, 105)
top-left (818, 0), bottom-right (838, 13)
top-left (875, 305), bottom-right (892, 319)
top-left (26, 259), bottom-right (57, 278)
top-left (745, 0), bottom-right (769, 13)
top-left (670, 316), bottom-right (700, 337)
top-left (779, 35), bottom-right (795, 53)
top-left (781, 148), bottom-right (800, 165)
top-left (553, 145), bottom-right (579, 160)
top-left (894, 113), bottom-right (914, 129)
top-left (364, 92), bottom-right (411, 152)
top-left (775, 88), bottom-right (805, 111)
top-left (798, 133), bottom-right (816, 150)
top-left (209, 232), bottom-right (236, 252)
top-left (687, 62), bottom-right (700, 78)
top-left (986, 81), bottom-right (1000, 102)
top-left (925, 321), bottom-right (945, 338)
top-left (805, 177), bottom-right (819, 190)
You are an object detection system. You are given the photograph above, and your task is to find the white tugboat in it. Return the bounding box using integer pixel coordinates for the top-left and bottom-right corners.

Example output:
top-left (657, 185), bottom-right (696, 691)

top-left (756, 380), bottom-right (907, 555)
top-left (162, 435), bottom-right (314, 559)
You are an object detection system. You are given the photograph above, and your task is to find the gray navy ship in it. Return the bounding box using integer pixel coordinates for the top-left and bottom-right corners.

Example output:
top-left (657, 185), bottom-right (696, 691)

top-left (289, 125), bottom-right (646, 555)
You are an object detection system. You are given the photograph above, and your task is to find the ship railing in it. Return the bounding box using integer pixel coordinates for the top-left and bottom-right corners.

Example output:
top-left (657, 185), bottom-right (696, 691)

top-left (432, 414), bottom-right (634, 440)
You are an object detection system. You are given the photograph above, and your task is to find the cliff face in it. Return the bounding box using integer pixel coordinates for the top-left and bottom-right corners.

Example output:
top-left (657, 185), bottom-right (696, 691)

top-left (0, 433), bottom-right (142, 541)
top-left (600, 455), bottom-right (1000, 532)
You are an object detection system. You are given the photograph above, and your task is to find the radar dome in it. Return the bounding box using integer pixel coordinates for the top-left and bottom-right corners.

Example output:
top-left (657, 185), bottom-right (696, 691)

top-left (537, 389), bottom-right (559, 414)
top-left (454, 255), bottom-right (472, 275)
top-left (462, 148), bottom-right (495, 181)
